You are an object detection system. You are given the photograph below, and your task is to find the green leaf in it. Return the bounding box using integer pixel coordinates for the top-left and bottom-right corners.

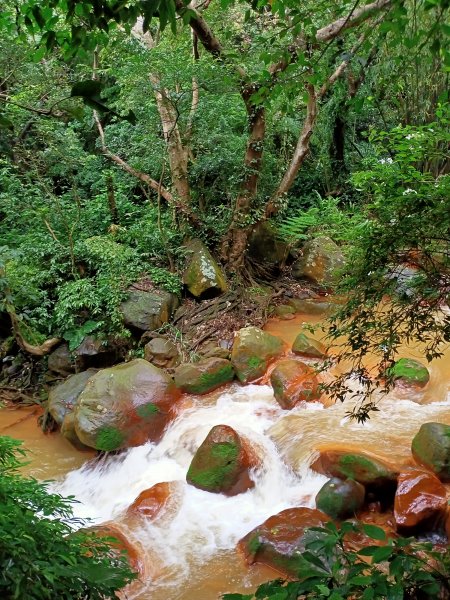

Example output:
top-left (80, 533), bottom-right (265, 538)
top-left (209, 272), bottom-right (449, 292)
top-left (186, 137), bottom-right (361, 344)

top-left (362, 524), bottom-right (387, 541)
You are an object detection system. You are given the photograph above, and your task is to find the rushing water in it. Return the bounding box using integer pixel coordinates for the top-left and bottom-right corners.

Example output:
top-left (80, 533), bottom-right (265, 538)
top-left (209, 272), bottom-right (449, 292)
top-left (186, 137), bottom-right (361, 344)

top-left (3, 312), bottom-right (450, 599)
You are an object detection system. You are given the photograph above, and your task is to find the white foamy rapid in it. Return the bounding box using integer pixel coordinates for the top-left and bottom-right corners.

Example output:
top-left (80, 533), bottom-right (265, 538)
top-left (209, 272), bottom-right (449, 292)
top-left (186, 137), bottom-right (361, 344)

top-left (53, 384), bottom-right (328, 593)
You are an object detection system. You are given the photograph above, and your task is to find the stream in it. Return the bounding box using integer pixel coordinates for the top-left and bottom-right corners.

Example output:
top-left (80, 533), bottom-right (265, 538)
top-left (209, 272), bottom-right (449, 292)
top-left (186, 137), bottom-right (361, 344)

top-left (3, 312), bottom-right (450, 599)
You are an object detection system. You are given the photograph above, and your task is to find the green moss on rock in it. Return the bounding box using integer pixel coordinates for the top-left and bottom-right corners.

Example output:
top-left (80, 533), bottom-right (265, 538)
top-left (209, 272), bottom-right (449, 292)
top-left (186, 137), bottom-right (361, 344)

top-left (96, 426), bottom-right (125, 451)
top-left (315, 477), bottom-right (365, 519)
top-left (231, 327), bottom-right (284, 383)
top-left (387, 358), bottom-right (430, 387)
top-left (174, 358), bottom-right (234, 394)
top-left (412, 422), bottom-right (450, 481)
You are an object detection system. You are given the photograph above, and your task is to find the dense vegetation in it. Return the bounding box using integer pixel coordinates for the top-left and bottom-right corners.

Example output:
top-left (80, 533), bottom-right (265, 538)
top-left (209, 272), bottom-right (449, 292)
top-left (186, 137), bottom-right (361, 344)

top-left (0, 435), bottom-right (135, 598)
top-left (0, 1), bottom-right (449, 596)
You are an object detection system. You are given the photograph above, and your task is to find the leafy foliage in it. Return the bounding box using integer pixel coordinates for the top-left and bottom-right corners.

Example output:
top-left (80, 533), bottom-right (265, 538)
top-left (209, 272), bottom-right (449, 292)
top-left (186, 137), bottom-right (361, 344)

top-left (223, 521), bottom-right (450, 600)
top-left (0, 435), bottom-right (136, 599)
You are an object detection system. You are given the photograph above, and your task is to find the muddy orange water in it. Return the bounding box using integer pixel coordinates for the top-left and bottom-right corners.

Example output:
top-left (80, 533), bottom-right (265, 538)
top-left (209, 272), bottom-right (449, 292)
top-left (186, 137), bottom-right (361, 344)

top-left (2, 310), bottom-right (450, 600)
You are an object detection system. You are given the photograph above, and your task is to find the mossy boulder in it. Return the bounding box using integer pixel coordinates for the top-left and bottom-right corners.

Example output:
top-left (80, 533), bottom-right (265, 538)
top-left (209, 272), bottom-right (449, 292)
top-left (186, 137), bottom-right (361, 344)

top-left (144, 337), bottom-right (180, 368)
top-left (182, 239), bottom-right (227, 299)
top-left (315, 477), bottom-right (365, 519)
top-left (287, 297), bottom-right (334, 315)
top-left (238, 507), bottom-right (331, 577)
top-left (186, 425), bottom-right (257, 495)
top-left (61, 412), bottom-right (92, 451)
top-left (247, 222), bottom-right (289, 269)
top-left (174, 358), bottom-right (234, 394)
top-left (48, 369), bottom-right (97, 426)
top-left (120, 289), bottom-right (179, 333)
top-left (273, 304), bottom-right (295, 318)
top-left (292, 236), bottom-right (346, 287)
top-left (231, 326), bottom-right (284, 383)
top-left (270, 358), bottom-right (321, 409)
top-left (311, 450), bottom-right (398, 485)
top-left (387, 358), bottom-right (430, 388)
top-left (292, 333), bottom-right (327, 359)
top-left (411, 422), bottom-right (450, 481)
top-left (73, 359), bottom-right (181, 451)
top-left (394, 467), bottom-right (447, 529)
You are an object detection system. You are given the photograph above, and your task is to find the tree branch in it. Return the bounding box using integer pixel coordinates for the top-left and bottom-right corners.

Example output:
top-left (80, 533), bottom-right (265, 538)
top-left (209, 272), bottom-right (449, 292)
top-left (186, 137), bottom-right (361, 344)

top-left (315, 0), bottom-right (392, 42)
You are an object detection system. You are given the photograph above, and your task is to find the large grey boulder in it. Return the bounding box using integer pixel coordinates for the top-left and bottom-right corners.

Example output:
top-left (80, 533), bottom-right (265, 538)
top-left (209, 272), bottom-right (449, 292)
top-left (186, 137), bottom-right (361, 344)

top-left (120, 289), bottom-right (179, 333)
top-left (183, 239), bottom-right (227, 298)
top-left (292, 236), bottom-right (345, 286)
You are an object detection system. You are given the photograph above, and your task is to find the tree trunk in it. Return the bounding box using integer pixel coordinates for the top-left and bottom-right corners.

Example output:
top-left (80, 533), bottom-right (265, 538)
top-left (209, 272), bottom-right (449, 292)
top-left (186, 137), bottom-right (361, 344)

top-left (221, 86), bottom-right (266, 269)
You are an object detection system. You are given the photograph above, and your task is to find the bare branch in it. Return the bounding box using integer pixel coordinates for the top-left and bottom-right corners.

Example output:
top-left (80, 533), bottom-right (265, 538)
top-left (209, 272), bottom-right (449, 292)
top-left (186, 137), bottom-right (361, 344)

top-left (316, 0), bottom-right (392, 42)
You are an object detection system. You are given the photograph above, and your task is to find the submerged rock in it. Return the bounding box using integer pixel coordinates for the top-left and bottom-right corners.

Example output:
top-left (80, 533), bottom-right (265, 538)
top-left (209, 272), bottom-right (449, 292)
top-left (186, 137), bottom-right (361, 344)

top-left (231, 326), bottom-right (284, 383)
top-left (315, 477), bottom-right (365, 519)
top-left (127, 481), bottom-right (184, 520)
top-left (182, 239), bottom-right (227, 299)
top-left (120, 289), bottom-right (179, 333)
top-left (238, 507), bottom-right (330, 577)
top-left (73, 359), bottom-right (180, 451)
top-left (387, 358), bottom-right (430, 388)
top-left (292, 332), bottom-right (327, 359)
top-left (311, 450), bottom-right (398, 485)
top-left (292, 236), bottom-right (345, 287)
top-left (48, 369), bottom-right (97, 425)
top-left (89, 523), bottom-right (144, 574)
top-left (287, 297), bottom-right (334, 315)
top-left (394, 467), bottom-right (447, 530)
top-left (144, 337), bottom-right (180, 369)
top-left (411, 422), bottom-right (450, 481)
top-left (270, 358), bottom-right (320, 409)
top-left (186, 425), bottom-right (257, 495)
top-left (174, 358), bottom-right (234, 394)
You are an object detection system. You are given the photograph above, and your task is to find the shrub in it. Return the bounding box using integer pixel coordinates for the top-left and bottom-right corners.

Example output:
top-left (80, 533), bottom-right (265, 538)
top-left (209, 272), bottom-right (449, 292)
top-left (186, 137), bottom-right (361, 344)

top-left (0, 436), bottom-right (136, 599)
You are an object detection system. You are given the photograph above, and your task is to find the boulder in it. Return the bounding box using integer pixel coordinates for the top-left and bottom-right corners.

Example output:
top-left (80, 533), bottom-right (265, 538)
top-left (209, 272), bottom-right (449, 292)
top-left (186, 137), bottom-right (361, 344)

top-left (127, 481), bottom-right (183, 520)
top-left (200, 341), bottom-right (230, 360)
top-left (315, 477), bottom-right (365, 519)
top-left (174, 358), bottom-right (234, 394)
top-left (387, 358), bottom-right (430, 388)
top-left (47, 344), bottom-right (76, 376)
top-left (292, 236), bottom-right (346, 286)
top-left (186, 425), bottom-right (257, 495)
top-left (411, 422), bottom-right (450, 481)
top-left (88, 523), bottom-right (143, 574)
top-left (311, 450), bottom-right (398, 486)
top-left (120, 289), bottom-right (179, 333)
top-left (247, 222), bottom-right (289, 269)
top-left (270, 358), bottom-right (321, 409)
top-left (292, 333), bottom-right (327, 359)
top-left (61, 412), bottom-right (92, 451)
top-left (287, 298), bottom-right (334, 315)
top-left (144, 337), bottom-right (180, 369)
top-left (182, 239), bottom-right (227, 299)
top-left (73, 359), bottom-right (181, 451)
top-left (344, 510), bottom-right (397, 552)
top-left (48, 369), bottom-right (97, 425)
top-left (75, 336), bottom-right (122, 369)
top-left (394, 467), bottom-right (447, 530)
top-left (238, 507), bottom-right (331, 577)
top-left (231, 326), bottom-right (284, 383)
top-left (273, 304), bottom-right (295, 317)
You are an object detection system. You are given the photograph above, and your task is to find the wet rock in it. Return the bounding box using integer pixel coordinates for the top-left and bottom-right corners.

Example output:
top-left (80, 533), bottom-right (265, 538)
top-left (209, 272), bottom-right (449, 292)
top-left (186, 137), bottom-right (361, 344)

top-left (128, 481), bottom-right (183, 520)
top-left (74, 359), bottom-right (180, 451)
top-left (231, 326), bottom-right (284, 383)
top-left (394, 467), bottom-right (447, 530)
top-left (174, 358), bottom-right (234, 394)
top-left (247, 222), bottom-right (289, 269)
top-left (120, 289), bottom-right (179, 333)
top-left (386, 264), bottom-right (420, 300)
top-left (238, 507), bottom-right (331, 577)
top-left (186, 424), bottom-right (257, 495)
top-left (89, 523), bottom-right (144, 574)
top-left (315, 477), bottom-right (365, 519)
top-left (144, 337), bottom-right (180, 369)
top-left (411, 422), bottom-right (450, 482)
top-left (47, 344), bottom-right (76, 376)
top-left (344, 510), bottom-right (397, 551)
top-left (270, 358), bottom-right (320, 409)
top-left (311, 450), bottom-right (398, 485)
top-left (387, 358), bottom-right (430, 388)
top-left (292, 236), bottom-right (346, 287)
top-left (292, 333), bottom-right (327, 359)
top-left (48, 369), bottom-right (97, 425)
top-left (182, 239), bottom-right (227, 299)
top-left (286, 298), bottom-right (333, 315)
top-left (273, 304), bottom-right (295, 317)
top-left (61, 412), bottom-right (92, 451)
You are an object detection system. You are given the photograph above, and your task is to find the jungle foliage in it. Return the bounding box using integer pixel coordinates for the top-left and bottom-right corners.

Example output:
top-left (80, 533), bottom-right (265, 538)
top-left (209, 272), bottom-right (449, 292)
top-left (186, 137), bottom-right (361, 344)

top-left (0, 435), bottom-right (136, 599)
